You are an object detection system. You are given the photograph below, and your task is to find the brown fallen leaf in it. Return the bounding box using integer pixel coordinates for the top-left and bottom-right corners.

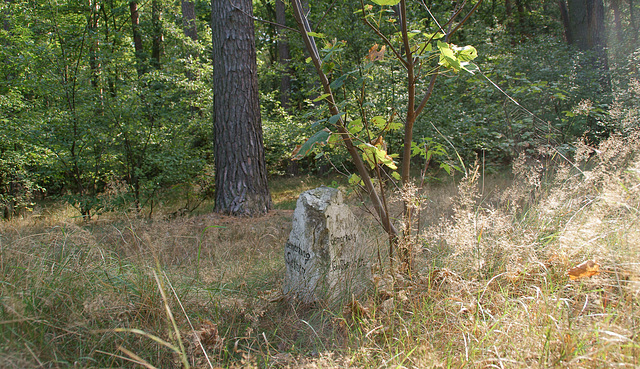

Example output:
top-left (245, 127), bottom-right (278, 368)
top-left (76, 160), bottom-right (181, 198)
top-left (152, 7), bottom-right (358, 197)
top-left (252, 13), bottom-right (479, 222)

top-left (567, 260), bottom-right (600, 280)
top-left (344, 296), bottom-right (371, 320)
top-left (193, 320), bottom-right (223, 349)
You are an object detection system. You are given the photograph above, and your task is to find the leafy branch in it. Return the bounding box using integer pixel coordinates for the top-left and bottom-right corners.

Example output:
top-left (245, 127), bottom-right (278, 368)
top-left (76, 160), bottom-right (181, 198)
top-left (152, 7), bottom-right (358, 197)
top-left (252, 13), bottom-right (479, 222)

top-left (291, 0), bottom-right (481, 271)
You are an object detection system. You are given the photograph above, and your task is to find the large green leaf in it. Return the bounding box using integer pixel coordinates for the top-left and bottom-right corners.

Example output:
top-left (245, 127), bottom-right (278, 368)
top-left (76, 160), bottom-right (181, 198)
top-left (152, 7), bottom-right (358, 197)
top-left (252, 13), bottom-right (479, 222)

top-left (292, 129), bottom-right (331, 160)
top-left (438, 41), bottom-right (478, 73)
top-left (313, 93), bottom-right (330, 102)
top-left (349, 119), bottom-right (363, 134)
top-left (437, 41), bottom-right (461, 71)
top-left (371, 0), bottom-right (401, 5)
top-left (455, 45), bottom-right (478, 62)
top-left (349, 173), bottom-right (363, 186)
top-left (329, 112), bottom-right (346, 125)
top-left (330, 74), bottom-right (349, 89)
top-left (358, 143), bottom-right (397, 170)
top-left (370, 116), bottom-right (386, 129)
top-left (424, 32), bottom-right (445, 40)
top-left (307, 32), bottom-right (326, 38)
top-left (328, 132), bottom-right (344, 147)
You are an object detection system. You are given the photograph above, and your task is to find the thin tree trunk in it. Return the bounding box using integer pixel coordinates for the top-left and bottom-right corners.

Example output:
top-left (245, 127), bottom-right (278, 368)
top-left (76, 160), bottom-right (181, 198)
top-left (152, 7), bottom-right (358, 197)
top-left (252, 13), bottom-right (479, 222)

top-left (129, 1), bottom-right (145, 75)
top-left (211, 0), bottom-right (272, 216)
top-left (181, 0), bottom-right (198, 41)
top-left (611, 0), bottom-right (623, 43)
top-left (505, 0), bottom-right (516, 32)
top-left (181, 0), bottom-right (198, 88)
top-left (151, 0), bottom-right (163, 69)
top-left (276, 0), bottom-right (291, 109)
top-left (565, 0), bottom-right (610, 92)
top-left (515, 0), bottom-right (526, 32)
top-left (87, 0), bottom-right (100, 90)
top-left (101, 5), bottom-right (117, 97)
top-left (631, 0), bottom-right (639, 39)
top-left (566, 0), bottom-right (605, 50)
top-left (558, 0), bottom-right (572, 43)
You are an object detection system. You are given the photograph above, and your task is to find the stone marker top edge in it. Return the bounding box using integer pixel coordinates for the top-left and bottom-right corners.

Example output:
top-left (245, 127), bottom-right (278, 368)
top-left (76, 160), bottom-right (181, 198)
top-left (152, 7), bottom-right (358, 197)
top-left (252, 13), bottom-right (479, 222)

top-left (299, 186), bottom-right (343, 212)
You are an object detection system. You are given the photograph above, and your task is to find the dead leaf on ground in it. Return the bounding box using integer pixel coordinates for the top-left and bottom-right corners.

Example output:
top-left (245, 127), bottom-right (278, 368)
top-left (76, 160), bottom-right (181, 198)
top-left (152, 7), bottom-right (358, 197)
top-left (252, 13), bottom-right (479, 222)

top-left (271, 352), bottom-right (295, 366)
top-left (345, 297), bottom-right (371, 320)
top-left (257, 288), bottom-right (284, 303)
top-left (567, 260), bottom-right (600, 280)
top-left (427, 268), bottom-right (460, 288)
top-left (192, 320), bottom-right (223, 349)
top-left (379, 297), bottom-right (395, 314)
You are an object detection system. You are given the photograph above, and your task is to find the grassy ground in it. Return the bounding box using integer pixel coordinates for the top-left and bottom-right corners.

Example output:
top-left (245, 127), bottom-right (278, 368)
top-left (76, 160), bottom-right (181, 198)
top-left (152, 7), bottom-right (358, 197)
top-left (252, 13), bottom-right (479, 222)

top-left (1, 133), bottom-right (639, 368)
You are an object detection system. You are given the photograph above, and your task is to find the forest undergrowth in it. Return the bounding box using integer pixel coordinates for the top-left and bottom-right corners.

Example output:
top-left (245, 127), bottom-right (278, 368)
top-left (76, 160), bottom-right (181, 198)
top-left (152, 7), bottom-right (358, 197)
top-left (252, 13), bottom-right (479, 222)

top-left (1, 131), bottom-right (639, 368)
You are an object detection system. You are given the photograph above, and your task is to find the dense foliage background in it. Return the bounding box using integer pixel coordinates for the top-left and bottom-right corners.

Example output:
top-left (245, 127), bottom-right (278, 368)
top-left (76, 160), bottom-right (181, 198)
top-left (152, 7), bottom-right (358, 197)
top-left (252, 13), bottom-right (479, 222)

top-left (1, 0), bottom-right (638, 219)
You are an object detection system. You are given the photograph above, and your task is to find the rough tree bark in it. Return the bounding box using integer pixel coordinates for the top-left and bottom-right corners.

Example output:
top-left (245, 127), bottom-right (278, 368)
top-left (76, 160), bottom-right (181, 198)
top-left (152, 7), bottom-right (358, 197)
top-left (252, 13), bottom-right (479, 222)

top-left (211, 0), bottom-right (272, 216)
top-left (181, 0), bottom-right (198, 41)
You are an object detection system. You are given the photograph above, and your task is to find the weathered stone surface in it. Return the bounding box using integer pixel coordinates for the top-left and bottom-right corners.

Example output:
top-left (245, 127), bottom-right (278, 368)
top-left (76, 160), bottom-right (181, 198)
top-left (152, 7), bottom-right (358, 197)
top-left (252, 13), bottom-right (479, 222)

top-left (283, 187), bottom-right (371, 304)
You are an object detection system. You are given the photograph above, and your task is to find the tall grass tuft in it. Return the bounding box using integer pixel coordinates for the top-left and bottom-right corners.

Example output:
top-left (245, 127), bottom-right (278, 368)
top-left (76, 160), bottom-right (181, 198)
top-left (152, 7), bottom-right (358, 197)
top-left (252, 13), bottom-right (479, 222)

top-left (354, 130), bottom-right (640, 367)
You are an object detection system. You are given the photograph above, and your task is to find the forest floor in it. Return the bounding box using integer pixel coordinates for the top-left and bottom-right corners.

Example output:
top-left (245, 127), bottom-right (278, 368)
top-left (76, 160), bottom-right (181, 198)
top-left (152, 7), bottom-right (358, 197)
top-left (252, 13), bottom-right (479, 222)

top-left (2, 134), bottom-right (640, 368)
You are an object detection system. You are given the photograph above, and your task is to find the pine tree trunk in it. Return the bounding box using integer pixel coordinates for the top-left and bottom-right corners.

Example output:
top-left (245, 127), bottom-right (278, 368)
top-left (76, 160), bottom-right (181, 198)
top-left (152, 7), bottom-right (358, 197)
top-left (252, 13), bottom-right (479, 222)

top-left (211, 0), bottom-right (272, 216)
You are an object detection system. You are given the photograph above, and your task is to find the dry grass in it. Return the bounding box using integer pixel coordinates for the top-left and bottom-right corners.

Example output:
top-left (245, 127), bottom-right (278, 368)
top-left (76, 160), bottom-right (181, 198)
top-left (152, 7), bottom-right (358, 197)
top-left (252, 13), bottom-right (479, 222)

top-left (1, 131), bottom-right (639, 368)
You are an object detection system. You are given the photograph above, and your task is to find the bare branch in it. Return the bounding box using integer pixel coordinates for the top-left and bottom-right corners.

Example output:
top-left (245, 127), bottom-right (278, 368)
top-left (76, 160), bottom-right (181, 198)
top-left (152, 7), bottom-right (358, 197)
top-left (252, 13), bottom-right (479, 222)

top-left (313, 0), bottom-right (339, 30)
top-left (414, 69), bottom-right (440, 117)
top-left (450, 0), bottom-right (483, 35)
